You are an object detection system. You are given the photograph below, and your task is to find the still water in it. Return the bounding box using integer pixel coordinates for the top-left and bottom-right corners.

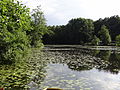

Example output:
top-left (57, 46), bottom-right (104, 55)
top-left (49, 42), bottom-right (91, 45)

top-left (37, 48), bottom-right (120, 90)
top-left (1, 46), bottom-right (120, 90)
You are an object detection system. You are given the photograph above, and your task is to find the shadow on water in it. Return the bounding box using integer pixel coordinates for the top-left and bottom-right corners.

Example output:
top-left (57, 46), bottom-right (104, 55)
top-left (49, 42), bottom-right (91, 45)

top-left (92, 50), bottom-right (120, 74)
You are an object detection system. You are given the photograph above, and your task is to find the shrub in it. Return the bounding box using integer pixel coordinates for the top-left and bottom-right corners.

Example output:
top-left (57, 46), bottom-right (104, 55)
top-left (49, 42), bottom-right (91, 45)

top-left (0, 0), bottom-right (31, 62)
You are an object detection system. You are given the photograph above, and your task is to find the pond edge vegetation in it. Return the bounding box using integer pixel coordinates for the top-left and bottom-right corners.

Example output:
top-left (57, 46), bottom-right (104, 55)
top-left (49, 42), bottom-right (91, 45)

top-left (1, 0), bottom-right (120, 89)
top-left (1, 0), bottom-right (120, 65)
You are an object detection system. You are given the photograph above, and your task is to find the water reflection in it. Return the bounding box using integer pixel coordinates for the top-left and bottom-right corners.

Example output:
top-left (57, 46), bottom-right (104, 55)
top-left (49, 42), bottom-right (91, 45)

top-left (1, 47), bottom-right (120, 89)
top-left (41, 48), bottom-right (120, 90)
top-left (45, 49), bottom-right (120, 74)
top-left (90, 50), bottom-right (120, 74)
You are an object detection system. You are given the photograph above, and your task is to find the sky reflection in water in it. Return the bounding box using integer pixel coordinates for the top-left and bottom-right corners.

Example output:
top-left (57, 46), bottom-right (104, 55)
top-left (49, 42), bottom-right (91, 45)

top-left (40, 49), bottom-right (120, 90)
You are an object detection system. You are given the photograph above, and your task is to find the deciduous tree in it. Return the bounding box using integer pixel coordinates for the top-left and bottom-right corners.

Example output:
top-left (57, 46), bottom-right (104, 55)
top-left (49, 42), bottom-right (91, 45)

top-left (98, 25), bottom-right (111, 45)
top-left (30, 6), bottom-right (48, 47)
top-left (0, 0), bottom-right (31, 62)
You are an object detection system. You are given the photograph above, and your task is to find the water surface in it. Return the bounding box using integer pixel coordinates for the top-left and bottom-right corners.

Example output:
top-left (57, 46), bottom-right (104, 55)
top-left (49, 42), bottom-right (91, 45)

top-left (1, 46), bottom-right (120, 90)
top-left (38, 46), bottom-right (120, 90)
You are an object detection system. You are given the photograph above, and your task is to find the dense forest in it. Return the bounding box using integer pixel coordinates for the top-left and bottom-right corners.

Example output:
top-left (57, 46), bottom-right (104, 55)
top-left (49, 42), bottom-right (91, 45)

top-left (43, 15), bottom-right (120, 46)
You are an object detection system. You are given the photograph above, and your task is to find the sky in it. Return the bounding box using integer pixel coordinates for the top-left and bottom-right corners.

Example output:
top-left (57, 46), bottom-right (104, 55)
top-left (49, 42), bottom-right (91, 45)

top-left (19, 0), bottom-right (120, 25)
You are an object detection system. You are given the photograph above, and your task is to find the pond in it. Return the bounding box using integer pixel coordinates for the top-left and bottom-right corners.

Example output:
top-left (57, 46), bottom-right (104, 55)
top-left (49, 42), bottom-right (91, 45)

top-left (0, 45), bottom-right (120, 90)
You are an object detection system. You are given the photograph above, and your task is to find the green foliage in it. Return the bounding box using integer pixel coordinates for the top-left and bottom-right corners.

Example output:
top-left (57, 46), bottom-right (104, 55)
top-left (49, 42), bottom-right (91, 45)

top-left (0, 63), bottom-right (31, 89)
top-left (43, 18), bottom-right (94, 45)
top-left (0, 49), bottom-right (47, 89)
top-left (115, 35), bottom-right (120, 46)
top-left (66, 18), bottom-right (94, 44)
top-left (0, 0), bottom-right (31, 62)
top-left (30, 6), bottom-right (48, 47)
top-left (43, 15), bottom-right (120, 45)
top-left (91, 35), bottom-right (100, 45)
top-left (98, 25), bottom-right (111, 45)
top-left (94, 15), bottom-right (120, 41)
top-left (42, 26), bottom-right (55, 44)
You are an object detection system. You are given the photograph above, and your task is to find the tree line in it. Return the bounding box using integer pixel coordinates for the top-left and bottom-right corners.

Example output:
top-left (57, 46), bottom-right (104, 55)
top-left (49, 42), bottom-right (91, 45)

top-left (42, 15), bottom-right (120, 46)
top-left (0, 0), bottom-right (48, 63)
top-left (1, 0), bottom-right (120, 63)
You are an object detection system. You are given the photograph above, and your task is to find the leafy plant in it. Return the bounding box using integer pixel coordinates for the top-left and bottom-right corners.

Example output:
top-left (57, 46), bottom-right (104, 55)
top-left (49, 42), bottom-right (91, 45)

top-left (98, 25), bottom-right (111, 45)
top-left (0, 0), bottom-right (31, 62)
top-left (115, 34), bottom-right (120, 46)
top-left (91, 35), bottom-right (100, 45)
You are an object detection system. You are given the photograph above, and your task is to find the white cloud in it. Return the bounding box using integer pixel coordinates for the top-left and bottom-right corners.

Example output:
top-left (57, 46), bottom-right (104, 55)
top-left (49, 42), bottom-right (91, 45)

top-left (19, 0), bottom-right (120, 25)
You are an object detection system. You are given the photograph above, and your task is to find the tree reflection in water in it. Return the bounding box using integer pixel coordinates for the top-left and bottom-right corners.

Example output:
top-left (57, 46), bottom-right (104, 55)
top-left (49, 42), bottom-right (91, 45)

top-left (1, 48), bottom-right (120, 89)
top-left (45, 49), bottom-right (120, 74)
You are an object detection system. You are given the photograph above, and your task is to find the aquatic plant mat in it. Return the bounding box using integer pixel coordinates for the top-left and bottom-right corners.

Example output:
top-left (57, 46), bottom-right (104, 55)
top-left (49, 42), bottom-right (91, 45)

top-left (1, 46), bottom-right (120, 90)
